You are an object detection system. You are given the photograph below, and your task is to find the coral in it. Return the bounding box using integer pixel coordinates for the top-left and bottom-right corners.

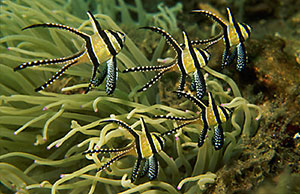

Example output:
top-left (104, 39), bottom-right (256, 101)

top-left (0, 0), bottom-right (261, 194)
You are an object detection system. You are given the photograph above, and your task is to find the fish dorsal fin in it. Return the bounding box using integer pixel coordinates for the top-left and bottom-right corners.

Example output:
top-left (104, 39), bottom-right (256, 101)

top-left (226, 8), bottom-right (235, 26)
top-left (87, 11), bottom-right (102, 34)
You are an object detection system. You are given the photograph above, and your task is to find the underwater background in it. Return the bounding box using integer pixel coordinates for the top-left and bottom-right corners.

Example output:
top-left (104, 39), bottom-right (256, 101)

top-left (0, 0), bottom-right (299, 194)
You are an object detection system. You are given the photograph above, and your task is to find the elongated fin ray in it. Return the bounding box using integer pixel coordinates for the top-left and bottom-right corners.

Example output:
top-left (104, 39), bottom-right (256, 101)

top-left (137, 67), bottom-right (171, 92)
top-left (154, 115), bottom-right (198, 121)
top-left (14, 50), bottom-right (85, 71)
top-left (180, 33), bottom-right (224, 47)
top-left (100, 119), bottom-right (143, 158)
top-left (100, 119), bottom-right (139, 139)
top-left (173, 90), bottom-right (207, 110)
top-left (161, 121), bottom-right (198, 136)
top-left (97, 150), bottom-right (129, 172)
top-left (140, 26), bottom-right (182, 54)
top-left (176, 72), bottom-right (187, 97)
top-left (35, 60), bottom-right (77, 92)
top-left (83, 146), bottom-right (129, 155)
top-left (123, 63), bottom-right (175, 73)
top-left (87, 11), bottom-right (102, 33)
top-left (22, 23), bottom-right (89, 40)
top-left (191, 10), bottom-right (227, 28)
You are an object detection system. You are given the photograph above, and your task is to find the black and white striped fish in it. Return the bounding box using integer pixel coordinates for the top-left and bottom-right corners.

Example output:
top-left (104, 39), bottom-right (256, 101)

top-left (14, 11), bottom-right (125, 94)
top-left (83, 117), bottom-right (165, 182)
top-left (123, 26), bottom-right (215, 99)
top-left (192, 7), bottom-right (251, 71)
top-left (155, 91), bottom-right (232, 150)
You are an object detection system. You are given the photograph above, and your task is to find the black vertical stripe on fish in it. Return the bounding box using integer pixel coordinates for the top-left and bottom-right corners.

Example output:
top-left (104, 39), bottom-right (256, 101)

top-left (153, 134), bottom-right (164, 150)
top-left (108, 30), bottom-right (124, 49)
top-left (240, 23), bottom-right (251, 38)
top-left (141, 118), bottom-right (157, 154)
top-left (195, 48), bottom-right (209, 65)
top-left (134, 136), bottom-right (143, 159)
top-left (219, 105), bottom-right (230, 121)
top-left (228, 9), bottom-right (245, 43)
top-left (184, 31), bottom-right (207, 99)
top-left (223, 25), bottom-right (231, 47)
top-left (100, 30), bottom-right (118, 56)
top-left (233, 22), bottom-right (245, 43)
top-left (209, 92), bottom-right (222, 124)
top-left (87, 11), bottom-right (102, 31)
top-left (184, 31), bottom-right (202, 70)
top-left (222, 26), bottom-right (231, 67)
top-left (87, 11), bottom-right (117, 56)
top-left (86, 35), bottom-right (101, 67)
